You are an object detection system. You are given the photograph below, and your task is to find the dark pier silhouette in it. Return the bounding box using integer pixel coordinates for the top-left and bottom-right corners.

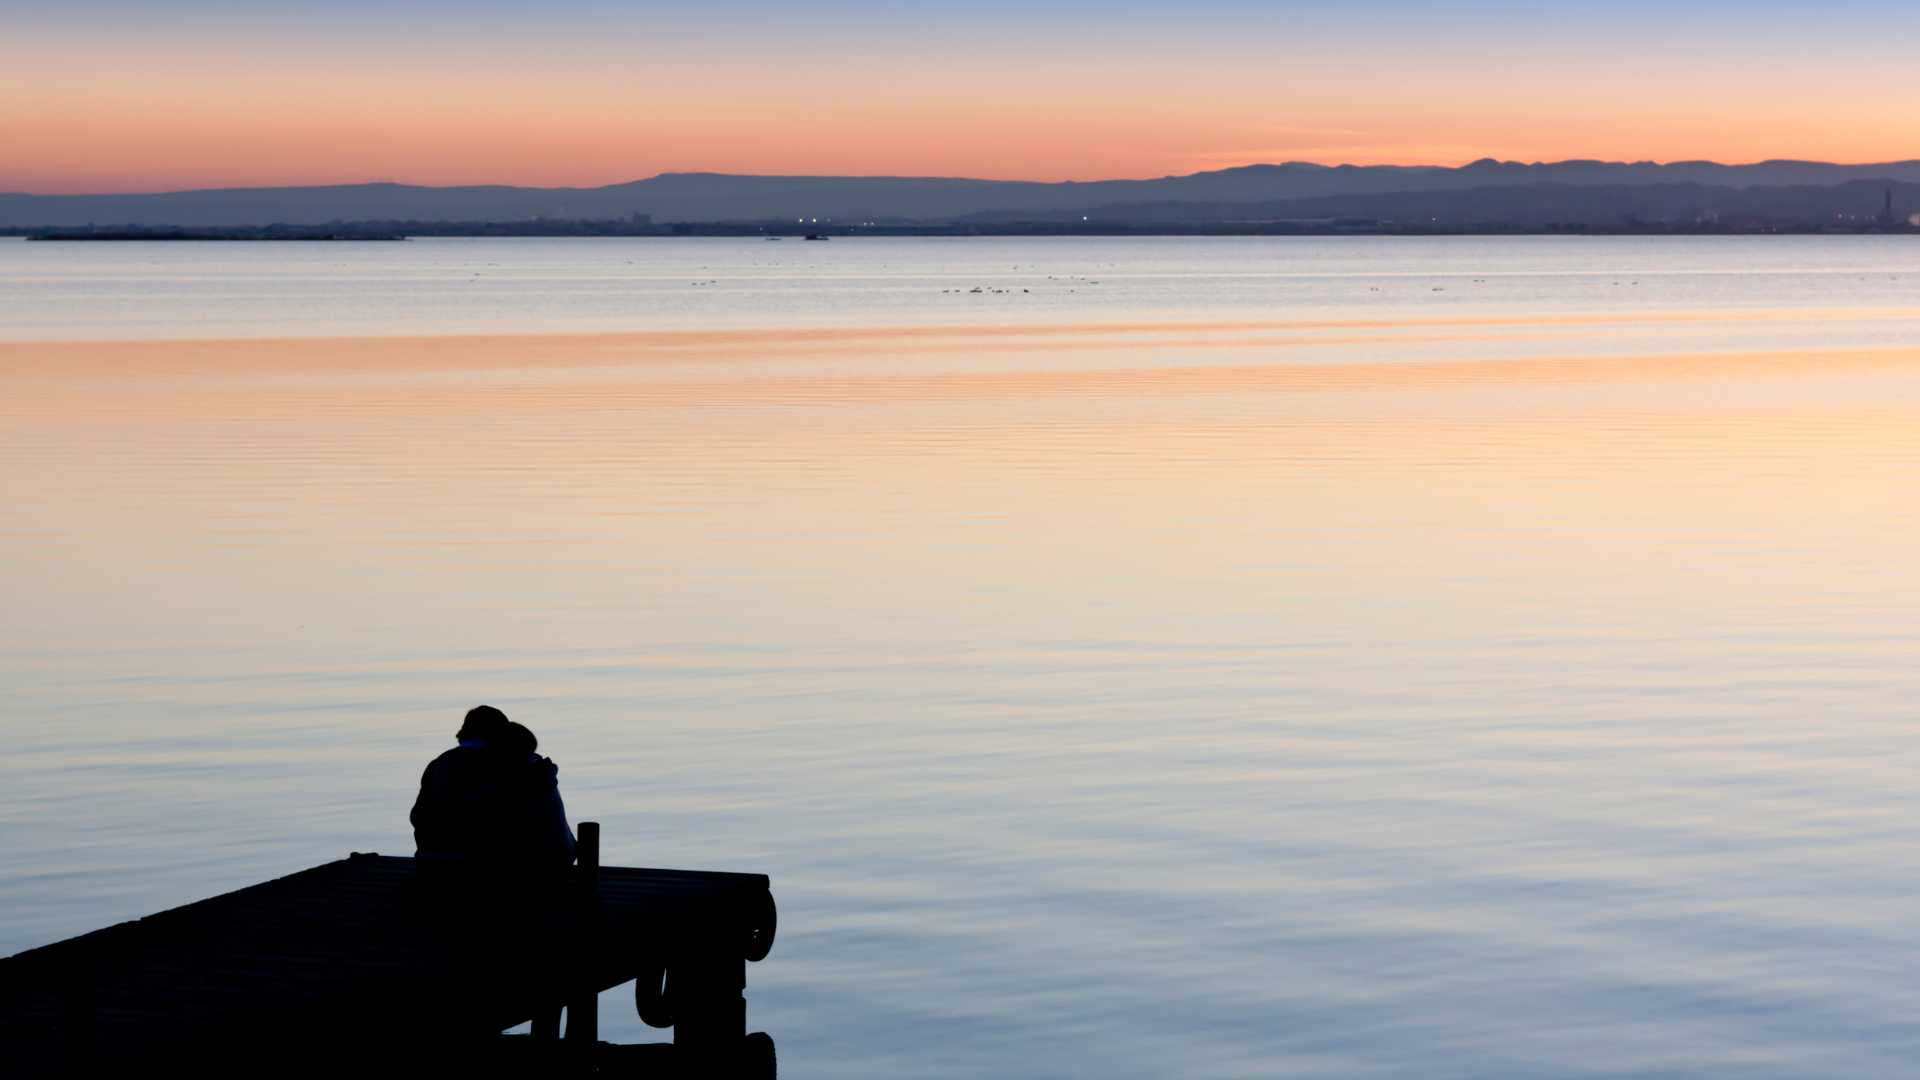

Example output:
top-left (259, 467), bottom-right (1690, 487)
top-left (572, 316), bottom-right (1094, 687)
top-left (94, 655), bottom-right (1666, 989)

top-left (0, 823), bottom-right (777, 1077)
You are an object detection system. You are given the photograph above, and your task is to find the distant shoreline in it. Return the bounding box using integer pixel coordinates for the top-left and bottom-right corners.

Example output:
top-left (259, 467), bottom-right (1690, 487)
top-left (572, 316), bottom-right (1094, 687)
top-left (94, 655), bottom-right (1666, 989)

top-left (7, 162), bottom-right (1919, 237)
top-left (10, 220), bottom-right (1919, 241)
top-left (24, 227), bottom-right (407, 242)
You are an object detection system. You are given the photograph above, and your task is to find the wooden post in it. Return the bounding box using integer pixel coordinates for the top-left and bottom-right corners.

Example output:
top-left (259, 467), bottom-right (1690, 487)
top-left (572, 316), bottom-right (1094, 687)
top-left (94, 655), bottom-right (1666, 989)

top-left (565, 821), bottom-right (601, 1060)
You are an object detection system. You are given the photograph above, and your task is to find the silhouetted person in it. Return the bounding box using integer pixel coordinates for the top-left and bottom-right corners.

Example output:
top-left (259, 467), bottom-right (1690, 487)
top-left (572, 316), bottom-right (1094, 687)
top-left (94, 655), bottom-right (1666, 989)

top-left (411, 705), bottom-right (576, 872)
top-left (492, 719), bottom-right (578, 869)
top-left (409, 706), bottom-right (576, 1039)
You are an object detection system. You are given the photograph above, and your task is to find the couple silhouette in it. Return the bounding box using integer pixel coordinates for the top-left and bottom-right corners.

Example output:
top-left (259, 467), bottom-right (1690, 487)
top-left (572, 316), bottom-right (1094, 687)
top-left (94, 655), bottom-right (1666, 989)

top-left (407, 706), bottom-right (580, 1039)
top-left (411, 705), bottom-right (576, 872)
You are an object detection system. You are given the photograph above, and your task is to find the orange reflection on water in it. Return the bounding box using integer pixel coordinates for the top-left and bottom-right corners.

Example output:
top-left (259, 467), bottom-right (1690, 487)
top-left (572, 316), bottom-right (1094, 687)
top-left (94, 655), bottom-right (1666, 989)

top-left (10, 307), bottom-right (1920, 378)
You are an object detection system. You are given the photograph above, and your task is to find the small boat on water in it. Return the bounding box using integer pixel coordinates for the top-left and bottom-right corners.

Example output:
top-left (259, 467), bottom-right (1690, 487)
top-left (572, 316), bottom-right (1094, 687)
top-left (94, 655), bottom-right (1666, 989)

top-left (803, 233), bottom-right (829, 241)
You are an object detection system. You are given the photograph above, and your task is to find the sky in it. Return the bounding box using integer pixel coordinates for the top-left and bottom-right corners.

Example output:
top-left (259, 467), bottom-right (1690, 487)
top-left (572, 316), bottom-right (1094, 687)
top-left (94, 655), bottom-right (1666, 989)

top-left (4, 0), bottom-right (1919, 193)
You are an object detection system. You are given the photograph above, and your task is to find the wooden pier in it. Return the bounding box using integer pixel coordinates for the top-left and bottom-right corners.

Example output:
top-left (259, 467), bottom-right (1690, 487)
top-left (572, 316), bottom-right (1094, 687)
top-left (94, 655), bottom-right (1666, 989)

top-left (0, 823), bottom-right (777, 1076)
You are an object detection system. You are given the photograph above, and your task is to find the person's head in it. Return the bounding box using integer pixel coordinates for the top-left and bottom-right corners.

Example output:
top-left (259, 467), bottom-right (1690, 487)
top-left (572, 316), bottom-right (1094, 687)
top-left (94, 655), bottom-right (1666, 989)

top-left (497, 721), bottom-right (538, 759)
top-left (457, 704), bottom-right (510, 744)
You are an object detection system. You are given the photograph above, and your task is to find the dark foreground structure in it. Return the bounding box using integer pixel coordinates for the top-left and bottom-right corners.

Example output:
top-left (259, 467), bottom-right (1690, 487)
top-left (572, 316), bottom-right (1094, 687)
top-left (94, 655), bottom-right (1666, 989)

top-left (0, 823), bottom-right (777, 1077)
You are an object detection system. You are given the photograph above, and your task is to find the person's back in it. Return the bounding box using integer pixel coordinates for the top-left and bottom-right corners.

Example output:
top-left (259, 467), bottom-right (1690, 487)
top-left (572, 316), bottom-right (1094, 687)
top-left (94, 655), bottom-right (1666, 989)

top-left (411, 707), bottom-right (575, 873)
top-left (409, 707), bottom-right (576, 1037)
top-left (491, 720), bottom-right (577, 871)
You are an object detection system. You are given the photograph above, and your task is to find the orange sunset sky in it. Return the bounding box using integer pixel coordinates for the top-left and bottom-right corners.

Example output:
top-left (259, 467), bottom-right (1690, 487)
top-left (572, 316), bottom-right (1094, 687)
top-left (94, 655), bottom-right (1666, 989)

top-left (5, 1), bottom-right (1918, 193)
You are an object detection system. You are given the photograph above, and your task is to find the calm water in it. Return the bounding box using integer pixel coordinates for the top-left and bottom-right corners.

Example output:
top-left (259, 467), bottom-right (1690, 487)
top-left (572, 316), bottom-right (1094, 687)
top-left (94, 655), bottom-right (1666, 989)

top-left (6, 236), bottom-right (1920, 1076)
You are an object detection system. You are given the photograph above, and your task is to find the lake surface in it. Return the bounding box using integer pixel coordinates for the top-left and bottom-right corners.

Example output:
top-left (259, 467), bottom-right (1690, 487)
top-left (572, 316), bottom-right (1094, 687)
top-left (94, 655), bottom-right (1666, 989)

top-left (6, 236), bottom-right (1920, 1076)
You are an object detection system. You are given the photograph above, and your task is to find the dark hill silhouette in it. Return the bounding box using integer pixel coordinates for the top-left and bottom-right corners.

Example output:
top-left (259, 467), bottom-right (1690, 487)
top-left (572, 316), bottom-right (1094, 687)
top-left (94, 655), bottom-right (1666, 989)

top-left (961, 179), bottom-right (1920, 228)
top-left (6, 160), bottom-right (1920, 227)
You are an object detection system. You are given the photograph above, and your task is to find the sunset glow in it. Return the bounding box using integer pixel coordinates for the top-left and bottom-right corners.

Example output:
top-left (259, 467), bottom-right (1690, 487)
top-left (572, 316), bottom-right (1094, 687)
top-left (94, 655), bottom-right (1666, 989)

top-left (7, 0), bottom-right (1920, 193)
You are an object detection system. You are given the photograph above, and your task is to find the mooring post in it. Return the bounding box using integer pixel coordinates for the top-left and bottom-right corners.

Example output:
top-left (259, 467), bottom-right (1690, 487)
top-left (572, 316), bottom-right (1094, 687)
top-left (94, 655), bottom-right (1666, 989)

top-left (576, 821), bottom-right (601, 893)
top-left (565, 821), bottom-right (601, 1060)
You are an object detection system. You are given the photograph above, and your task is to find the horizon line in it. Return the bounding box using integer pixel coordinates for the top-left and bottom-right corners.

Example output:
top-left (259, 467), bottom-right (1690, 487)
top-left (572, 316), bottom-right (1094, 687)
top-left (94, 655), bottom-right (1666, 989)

top-left (11, 156), bottom-right (1920, 200)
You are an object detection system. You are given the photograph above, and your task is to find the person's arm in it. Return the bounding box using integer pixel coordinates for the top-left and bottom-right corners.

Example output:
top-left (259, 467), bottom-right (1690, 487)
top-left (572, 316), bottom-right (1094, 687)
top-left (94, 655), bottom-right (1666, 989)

top-left (548, 785), bottom-right (577, 866)
top-left (535, 757), bottom-right (576, 866)
top-left (410, 761), bottom-right (440, 852)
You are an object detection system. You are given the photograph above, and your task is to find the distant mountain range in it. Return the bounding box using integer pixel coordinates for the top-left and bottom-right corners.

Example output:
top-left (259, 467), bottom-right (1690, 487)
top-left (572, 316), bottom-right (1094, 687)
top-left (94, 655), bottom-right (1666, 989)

top-left (5, 159), bottom-right (1920, 228)
top-left (964, 179), bottom-right (1920, 228)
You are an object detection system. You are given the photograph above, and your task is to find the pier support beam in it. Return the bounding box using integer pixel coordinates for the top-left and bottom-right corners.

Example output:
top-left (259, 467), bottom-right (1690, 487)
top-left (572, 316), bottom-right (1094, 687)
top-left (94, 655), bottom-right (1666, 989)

top-left (565, 822), bottom-right (601, 1059)
top-left (672, 953), bottom-right (746, 1050)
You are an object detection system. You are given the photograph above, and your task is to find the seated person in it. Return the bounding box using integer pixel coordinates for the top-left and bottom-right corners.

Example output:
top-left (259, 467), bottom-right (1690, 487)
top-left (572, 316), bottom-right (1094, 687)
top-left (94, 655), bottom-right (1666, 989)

top-left (411, 705), bottom-right (576, 872)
